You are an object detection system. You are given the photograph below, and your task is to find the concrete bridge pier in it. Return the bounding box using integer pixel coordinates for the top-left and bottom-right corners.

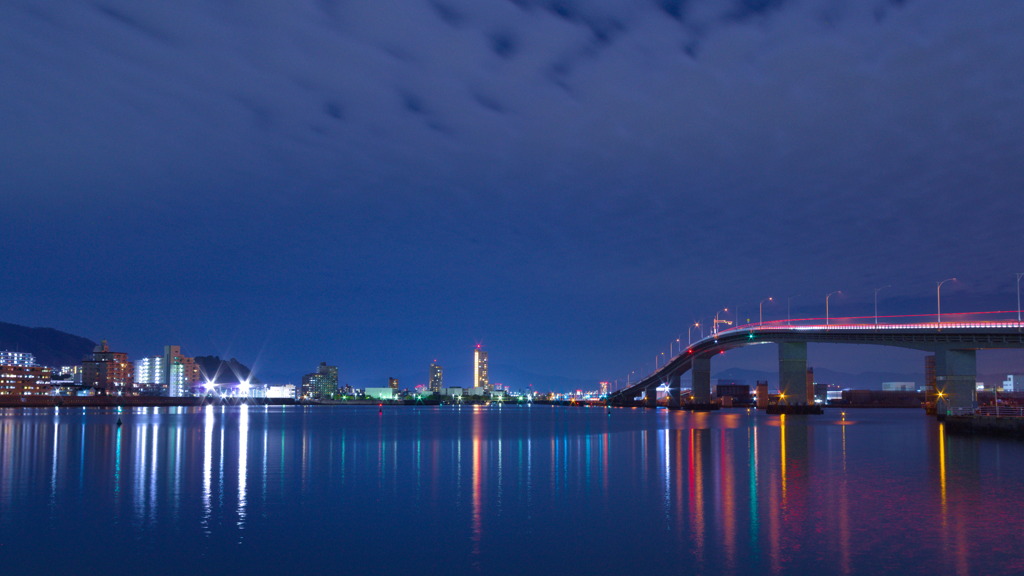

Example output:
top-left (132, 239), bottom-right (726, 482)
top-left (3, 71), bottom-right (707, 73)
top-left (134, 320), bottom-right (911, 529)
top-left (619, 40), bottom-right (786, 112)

top-left (778, 342), bottom-right (808, 405)
top-left (667, 372), bottom-right (681, 408)
top-left (935, 348), bottom-right (977, 415)
top-left (692, 356), bottom-right (712, 404)
top-left (644, 384), bottom-right (658, 408)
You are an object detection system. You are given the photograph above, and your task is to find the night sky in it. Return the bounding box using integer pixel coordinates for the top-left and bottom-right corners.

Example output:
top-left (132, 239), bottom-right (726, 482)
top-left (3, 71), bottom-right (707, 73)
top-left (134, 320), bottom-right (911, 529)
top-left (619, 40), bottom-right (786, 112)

top-left (3, 1), bottom-right (1023, 389)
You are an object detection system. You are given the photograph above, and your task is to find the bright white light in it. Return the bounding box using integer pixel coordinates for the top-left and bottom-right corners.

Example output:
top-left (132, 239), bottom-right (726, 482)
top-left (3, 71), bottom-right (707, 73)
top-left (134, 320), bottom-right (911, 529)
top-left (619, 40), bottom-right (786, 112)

top-left (239, 380), bottom-right (252, 397)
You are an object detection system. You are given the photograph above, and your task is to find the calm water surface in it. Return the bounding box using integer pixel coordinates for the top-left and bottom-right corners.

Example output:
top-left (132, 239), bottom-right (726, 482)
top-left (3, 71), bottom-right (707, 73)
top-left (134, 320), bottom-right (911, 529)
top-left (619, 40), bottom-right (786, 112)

top-left (1, 405), bottom-right (1023, 575)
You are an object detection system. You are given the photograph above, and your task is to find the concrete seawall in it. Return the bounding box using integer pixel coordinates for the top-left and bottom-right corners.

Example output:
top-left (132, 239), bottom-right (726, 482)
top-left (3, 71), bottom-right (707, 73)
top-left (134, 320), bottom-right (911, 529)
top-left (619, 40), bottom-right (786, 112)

top-left (944, 415), bottom-right (1024, 438)
top-left (0, 397), bottom-right (296, 408)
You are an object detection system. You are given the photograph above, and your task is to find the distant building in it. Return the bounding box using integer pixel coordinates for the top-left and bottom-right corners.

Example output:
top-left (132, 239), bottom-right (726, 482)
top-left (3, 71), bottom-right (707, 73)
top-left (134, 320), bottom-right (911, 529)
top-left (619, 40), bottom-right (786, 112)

top-left (599, 381), bottom-right (610, 396)
top-left (388, 377), bottom-right (399, 390)
top-left (302, 362), bottom-right (339, 400)
top-left (365, 387), bottom-right (397, 400)
top-left (0, 364), bottom-right (52, 396)
top-left (716, 383), bottom-right (751, 404)
top-left (429, 362), bottom-right (443, 394)
top-left (0, 351), bottom-right (37, 367)
top-left (166, 346), bottom-right (201, 396)
top-left (1003, 374), bottom-right (1023, 392)
top-left (266, 385), bottom-right (297, 400)
top-left (814, 383), bottom-right (841, 403)
top-left (755, 381), bottom-right (769, 409)
top-left (82, 340), bottom-right (133, 395)
top-left (882, 382), bottom-right (916, 392)
top-left (134, 345), bottom-right (201, 396)
top-left (840, 389), bottom-right (924, 408)
top-left (53, 365), bottom-right (82, 384)
top-left (474, 345), bottom-right (489, 392)
top-left (135, 356), bottom-right (165, 394)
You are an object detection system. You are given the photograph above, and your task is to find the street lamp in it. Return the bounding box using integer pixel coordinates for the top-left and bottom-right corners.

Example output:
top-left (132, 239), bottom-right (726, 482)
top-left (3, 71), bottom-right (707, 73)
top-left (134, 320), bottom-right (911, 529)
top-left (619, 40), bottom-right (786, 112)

top-left (713, 308), bottom-right (729, 335)
top-left (825, 291), bottom-right (841, 325)
top-left (936, 278), bottom-right (956, 323)
top-left (874, 285), bottom-right (891, 325)
top-left (1016, 273), bottom-right (1023, 324)
top-left (759, 297), bottom-right (774, 325)
top-left (689, 322), bottom-right (701, 345)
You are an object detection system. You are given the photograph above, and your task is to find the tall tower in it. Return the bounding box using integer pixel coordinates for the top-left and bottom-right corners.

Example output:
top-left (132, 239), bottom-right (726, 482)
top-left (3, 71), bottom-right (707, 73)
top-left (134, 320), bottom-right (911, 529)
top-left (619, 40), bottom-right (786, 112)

top-left (473, 345), bottom-right (489, 391)
top-left (429, 362), bottom-right (443, 394)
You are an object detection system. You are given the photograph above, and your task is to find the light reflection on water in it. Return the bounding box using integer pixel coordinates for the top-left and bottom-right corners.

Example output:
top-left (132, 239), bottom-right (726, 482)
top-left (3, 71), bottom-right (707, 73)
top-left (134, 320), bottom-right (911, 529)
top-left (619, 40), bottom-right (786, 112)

top-left (2, 406), bottom-right (1024, 575)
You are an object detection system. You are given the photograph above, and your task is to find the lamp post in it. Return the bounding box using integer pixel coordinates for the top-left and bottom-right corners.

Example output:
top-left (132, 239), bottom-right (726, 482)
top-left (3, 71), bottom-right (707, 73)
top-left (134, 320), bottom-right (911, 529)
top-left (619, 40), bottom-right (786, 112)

top-left (759, 297), bottom-right (773, 325)
top-left (689, 322), bottom-right (701, 345)
top-left (714, 308), bottom-right (729, 335)
top-left (826, 291), bottom-right (841, 325)
top-left (1016, 273), bottom-right (1023, 324)
top-left (874, 285), bottom-right (891, 325)
top-left (936, 278), bottom-right (956, 323)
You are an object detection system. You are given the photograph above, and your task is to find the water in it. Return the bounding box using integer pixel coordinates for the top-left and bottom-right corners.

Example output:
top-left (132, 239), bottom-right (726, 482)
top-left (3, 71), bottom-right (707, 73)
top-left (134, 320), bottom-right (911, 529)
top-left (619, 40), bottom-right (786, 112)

top-left (1, 405), bottom-right (1023, 575)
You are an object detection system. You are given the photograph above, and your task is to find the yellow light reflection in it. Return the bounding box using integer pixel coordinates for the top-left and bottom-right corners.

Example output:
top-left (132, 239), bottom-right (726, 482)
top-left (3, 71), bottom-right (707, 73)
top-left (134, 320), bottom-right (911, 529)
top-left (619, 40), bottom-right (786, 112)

top-left (780, 414), bottom-right (787, 504)
top-left (938, 422), bottom-right (947, 515)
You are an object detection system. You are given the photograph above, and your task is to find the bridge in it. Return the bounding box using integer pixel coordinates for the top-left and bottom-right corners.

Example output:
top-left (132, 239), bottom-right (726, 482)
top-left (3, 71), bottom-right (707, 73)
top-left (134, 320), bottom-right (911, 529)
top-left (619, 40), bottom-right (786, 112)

top-left (607, 311), bottom-right (1024, 414)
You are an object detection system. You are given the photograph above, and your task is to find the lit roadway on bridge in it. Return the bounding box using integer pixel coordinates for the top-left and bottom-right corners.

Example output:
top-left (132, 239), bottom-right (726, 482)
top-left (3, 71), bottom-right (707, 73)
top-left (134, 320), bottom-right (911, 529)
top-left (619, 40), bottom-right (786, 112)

top-left (608, 311), bottom-right (1024, 413)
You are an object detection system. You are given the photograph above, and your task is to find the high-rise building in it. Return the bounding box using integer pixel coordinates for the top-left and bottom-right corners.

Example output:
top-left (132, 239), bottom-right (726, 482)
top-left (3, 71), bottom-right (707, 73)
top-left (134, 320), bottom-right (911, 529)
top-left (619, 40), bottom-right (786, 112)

top-left (134, 346), bottom-right (201, 396)
top-left (135, 356), bottom-right (165, 395)
top-left (301, 362), bottom-right (339, 400)
top-left (82, 340), bottom-right (134, 395)
top-left (429, 362), bottom-right (443, 394)
top-left (388, 377), bottom-right (399, 390)
top-left (473, 345), bottom-right (489, 391)
top-left (165, 346), bottom-right (201, 396)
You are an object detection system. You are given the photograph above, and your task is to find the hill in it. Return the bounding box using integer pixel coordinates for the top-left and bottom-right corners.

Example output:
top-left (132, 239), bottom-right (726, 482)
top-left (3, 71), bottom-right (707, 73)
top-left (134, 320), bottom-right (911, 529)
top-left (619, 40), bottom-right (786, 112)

top-left (0, 321), bottom-right (96, 366)
top-left (194, 356), bottom-right (258, 384)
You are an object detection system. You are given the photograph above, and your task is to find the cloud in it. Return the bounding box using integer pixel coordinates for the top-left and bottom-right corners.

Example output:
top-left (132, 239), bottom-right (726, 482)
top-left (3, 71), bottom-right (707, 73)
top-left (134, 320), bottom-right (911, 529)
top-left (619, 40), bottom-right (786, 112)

top-left (1, 0), bottom-right (1022, 381)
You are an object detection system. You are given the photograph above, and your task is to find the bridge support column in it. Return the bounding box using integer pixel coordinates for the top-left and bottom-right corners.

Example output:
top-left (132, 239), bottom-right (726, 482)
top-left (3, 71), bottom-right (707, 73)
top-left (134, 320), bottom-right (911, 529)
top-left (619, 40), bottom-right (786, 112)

top-left (644, 385), bottom-right (658, 408)
top-left (692, 356), bottom-right (711, 405)
top-left (935, 348), bottom-right (977, 415)
top-left (667, 372), bottom-right (681, 408)
top-left (778, 342), bottom-right (808, 405)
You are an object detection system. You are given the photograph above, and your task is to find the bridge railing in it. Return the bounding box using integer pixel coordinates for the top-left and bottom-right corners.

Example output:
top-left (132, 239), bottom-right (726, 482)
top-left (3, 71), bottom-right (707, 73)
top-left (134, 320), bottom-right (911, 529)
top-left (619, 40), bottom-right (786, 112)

top-left (624, 310), bottom-right (1024, 392)
top-left (976, 406), bottom-right (1024, 417)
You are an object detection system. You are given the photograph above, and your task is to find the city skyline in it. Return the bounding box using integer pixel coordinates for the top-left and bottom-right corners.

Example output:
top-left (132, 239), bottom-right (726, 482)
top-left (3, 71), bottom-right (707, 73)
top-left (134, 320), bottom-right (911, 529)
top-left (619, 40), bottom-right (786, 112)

top-left (2, 2), bottom-right (1023, 389)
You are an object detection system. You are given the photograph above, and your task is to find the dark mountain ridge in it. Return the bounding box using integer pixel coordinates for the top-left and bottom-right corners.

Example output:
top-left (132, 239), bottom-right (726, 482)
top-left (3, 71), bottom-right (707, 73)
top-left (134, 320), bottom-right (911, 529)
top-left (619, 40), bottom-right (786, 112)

top-left (0, 321), bottom-right (97, 366)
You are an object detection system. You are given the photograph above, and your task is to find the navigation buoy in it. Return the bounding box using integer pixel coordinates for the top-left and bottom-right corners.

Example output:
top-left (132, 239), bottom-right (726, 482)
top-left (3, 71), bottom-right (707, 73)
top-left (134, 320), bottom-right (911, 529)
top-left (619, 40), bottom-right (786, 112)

top-left (379, 403), bottom-right (383, 414)
top-left (116, 417), bottom-right (122, 427)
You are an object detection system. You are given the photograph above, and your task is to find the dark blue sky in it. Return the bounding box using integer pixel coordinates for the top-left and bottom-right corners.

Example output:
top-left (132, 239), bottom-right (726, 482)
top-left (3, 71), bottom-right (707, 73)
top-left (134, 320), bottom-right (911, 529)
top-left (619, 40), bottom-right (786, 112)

top-left (2, 1), bottom-right (1023, 389)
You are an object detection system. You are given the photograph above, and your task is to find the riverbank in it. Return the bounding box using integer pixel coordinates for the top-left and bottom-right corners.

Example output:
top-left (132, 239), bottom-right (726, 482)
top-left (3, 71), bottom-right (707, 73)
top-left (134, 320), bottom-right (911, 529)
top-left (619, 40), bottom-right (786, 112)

top-left (0, 396), bottom-right (296, 408)
top-left (944, 415), bottom-right (1024, 438)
